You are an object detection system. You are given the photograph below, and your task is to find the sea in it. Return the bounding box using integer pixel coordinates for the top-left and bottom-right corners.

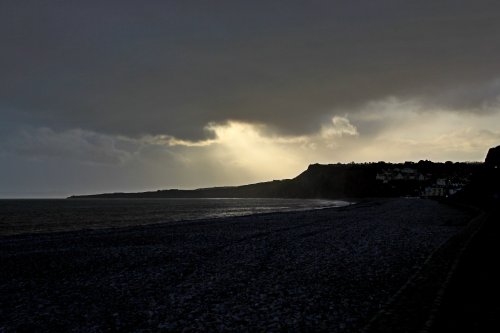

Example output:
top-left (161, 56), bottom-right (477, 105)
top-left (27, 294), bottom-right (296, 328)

top-left (0, 198), bottom-right (350, 236)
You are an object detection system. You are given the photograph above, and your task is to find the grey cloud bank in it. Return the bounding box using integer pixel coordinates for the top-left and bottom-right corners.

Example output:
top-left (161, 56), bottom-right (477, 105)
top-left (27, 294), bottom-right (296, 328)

top-left (2, 1), bottom-right (500, 137)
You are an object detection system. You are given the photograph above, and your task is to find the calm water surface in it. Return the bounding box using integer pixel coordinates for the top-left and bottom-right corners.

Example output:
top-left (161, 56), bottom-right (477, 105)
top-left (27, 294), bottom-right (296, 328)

top-left (0, 198), bottom-right (350, 236)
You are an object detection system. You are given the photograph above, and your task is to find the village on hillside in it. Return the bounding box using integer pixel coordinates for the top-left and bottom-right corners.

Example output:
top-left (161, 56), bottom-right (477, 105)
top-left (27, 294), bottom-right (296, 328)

top-left (374, 162), bottom-right (476, 197)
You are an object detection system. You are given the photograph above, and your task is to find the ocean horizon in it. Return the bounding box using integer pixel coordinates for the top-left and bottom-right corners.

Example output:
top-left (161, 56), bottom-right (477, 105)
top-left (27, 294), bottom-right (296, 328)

top-left (0, 198), bottom-right (350, 236)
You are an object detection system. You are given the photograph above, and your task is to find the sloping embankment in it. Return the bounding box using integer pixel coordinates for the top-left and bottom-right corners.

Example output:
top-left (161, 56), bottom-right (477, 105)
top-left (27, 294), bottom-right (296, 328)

top-left (362, 204), bottom-right (485, 333)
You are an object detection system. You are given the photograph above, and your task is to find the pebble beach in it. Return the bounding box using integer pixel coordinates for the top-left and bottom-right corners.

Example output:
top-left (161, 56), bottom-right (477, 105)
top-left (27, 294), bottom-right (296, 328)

top-left (0, 198), bottom-right (473, 332)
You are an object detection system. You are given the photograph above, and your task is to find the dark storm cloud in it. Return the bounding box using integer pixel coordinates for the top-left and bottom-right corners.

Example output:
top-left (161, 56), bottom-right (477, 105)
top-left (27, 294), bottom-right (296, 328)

top-left (1, 127), bottom-right (138, 165)
top-left (1, 0), bottom-right (500, 140)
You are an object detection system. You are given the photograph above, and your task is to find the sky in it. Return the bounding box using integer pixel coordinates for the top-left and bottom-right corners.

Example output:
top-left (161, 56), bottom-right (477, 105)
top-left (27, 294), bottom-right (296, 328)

top-left (1, 0), bottom-right (500, 197)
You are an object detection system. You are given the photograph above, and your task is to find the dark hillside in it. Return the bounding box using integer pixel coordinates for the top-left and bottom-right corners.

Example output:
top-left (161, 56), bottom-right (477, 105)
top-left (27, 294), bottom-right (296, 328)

top-left (70, 161), bottom-right (481, 199)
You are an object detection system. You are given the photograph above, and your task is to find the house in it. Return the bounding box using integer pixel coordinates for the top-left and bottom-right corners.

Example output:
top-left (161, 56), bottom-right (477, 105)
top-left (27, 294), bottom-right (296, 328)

top-left (394, 173), bottom-right (405, 180)
top-left (423, 187), bottom-right (446, 197)
top-left (436, 178), bottom-right (447, 186)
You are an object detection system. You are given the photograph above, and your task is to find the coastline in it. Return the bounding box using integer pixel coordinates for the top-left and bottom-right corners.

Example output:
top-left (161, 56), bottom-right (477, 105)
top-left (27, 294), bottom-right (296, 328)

top-left (0, 198), bottom-right (351, 237)
top-left (0, 198), bottom-right (474, 332)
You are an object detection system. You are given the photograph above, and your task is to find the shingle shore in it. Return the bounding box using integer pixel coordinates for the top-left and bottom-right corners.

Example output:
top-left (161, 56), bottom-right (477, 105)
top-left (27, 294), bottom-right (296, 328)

top-left (0, 198), bottom-right (472, 332)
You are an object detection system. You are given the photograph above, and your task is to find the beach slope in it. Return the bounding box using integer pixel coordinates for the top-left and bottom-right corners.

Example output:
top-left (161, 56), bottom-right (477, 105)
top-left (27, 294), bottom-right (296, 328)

top-left (0, 198), bottom-right (473, 332)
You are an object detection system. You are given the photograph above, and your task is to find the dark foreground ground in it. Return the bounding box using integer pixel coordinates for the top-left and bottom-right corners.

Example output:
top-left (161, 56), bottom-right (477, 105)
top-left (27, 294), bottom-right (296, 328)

top-left (429, 207), bottom-right (500, 333)
top-left (360, 205), bottom-right (500, 333)
top-left (0, 199), bottom-right (474, 332)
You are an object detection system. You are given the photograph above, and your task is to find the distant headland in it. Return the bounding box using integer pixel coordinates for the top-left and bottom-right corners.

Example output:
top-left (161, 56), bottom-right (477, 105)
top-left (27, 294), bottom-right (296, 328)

top-left (70, 146), bottom-right (500, 200)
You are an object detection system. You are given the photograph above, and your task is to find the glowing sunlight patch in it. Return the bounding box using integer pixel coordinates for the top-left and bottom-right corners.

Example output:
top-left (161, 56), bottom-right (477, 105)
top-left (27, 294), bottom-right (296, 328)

top-left (206, 121), bottom-right (305, 179)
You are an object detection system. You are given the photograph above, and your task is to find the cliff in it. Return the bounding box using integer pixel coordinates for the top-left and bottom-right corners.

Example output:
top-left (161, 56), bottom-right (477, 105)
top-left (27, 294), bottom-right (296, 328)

top-left (69, 161), bottom-right (481, 199)
top-left (485, 145), bottom-right (500, 168)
